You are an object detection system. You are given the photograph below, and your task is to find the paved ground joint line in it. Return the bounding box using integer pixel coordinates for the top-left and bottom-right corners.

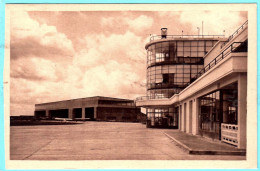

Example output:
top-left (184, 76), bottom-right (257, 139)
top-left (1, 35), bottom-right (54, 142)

top-left (137, 131), bottom-right (177, 159)
top-left (22, 139), bottom-right (55, 160)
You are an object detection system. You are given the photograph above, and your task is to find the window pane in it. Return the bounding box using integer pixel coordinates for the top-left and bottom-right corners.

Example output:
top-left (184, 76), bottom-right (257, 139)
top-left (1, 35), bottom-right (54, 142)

top-left (191, 51), bottom-right (198, 57)
top-left (184, 41), bottom-right (191, 46)
top-left (191, 41), bottom-right (198, 46)
top-left (177, 41), bottom-right (183, 47)
top-left (198, 41), bottom-right (204, 46)
top-left (184, 51), bottom-right (190, 57)
top-left (206, 41), bottom-right (213, 46)
top-left (191, 46), bottom-right (197, 51)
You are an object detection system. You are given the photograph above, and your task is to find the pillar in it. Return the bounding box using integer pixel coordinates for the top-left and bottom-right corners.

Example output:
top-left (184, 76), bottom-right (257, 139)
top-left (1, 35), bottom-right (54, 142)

top-left (82, 107), bottom-right (85, 119)
top-left (178, 105), bottom-right (182, 130)
top-left (46, 110), bottom-right (50, 119)
top-left (69, 108), bottom-right (73, 119)
top-left (238, 73), bottom-right (247, 149)
top-left (187, 100), bottom-right (193, 134)
top-left (94, 107), bottom-right (97, 119)
top-left (181, 103), bottom-right (186, 132)
top-left (192, 98), bottom-right (199, 135)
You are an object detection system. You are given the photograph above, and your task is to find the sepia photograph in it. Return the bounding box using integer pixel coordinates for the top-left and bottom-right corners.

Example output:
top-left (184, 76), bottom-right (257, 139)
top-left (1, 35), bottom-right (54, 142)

top-left (3, 3), bottom-right (257, 169)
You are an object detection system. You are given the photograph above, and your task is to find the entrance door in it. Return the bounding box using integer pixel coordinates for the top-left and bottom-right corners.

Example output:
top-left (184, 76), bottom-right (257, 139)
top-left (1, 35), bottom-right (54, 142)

top-left (199, 91), bottom-right (221, 140)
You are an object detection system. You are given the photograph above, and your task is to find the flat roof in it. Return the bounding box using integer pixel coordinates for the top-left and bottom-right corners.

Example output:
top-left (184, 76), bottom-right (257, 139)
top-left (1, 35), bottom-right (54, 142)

top-left (35, 96), bottom-right (135, 106)
top-left (145, 37), bottom-right (226, 49)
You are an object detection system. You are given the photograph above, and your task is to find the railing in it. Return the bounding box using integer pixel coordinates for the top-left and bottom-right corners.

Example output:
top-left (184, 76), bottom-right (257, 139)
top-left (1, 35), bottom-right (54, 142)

top-left (185, 41), bottom-right (246, 87)
top-left (147, 83), bottom-right (186, 90)
top-left (136, 95), bottom-right (169, 101)
top-left (221, 123), bottom-right (239, 146)
top-left (147, 57), bottom-right (204, 68)
top-left (221, 20), bottom-right (248, 48)
top-left (150, 35), bottom-right (225, 42)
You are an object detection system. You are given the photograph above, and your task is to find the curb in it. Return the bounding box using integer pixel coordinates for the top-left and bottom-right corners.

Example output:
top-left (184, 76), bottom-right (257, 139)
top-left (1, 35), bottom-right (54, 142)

top-left (164, 132), bottom-right (246, 156)
top-left (164, 132), bottom-right (192, 152)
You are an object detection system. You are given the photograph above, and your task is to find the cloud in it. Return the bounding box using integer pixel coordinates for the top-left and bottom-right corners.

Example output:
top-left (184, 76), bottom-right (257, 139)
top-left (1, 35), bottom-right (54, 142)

top-left (101, 15), bottom-right (154, 34)
top-left (74, 31), bottom-right (146, 68)
top-left (11, 11), bottom-right (74, 61)
top-left (11, 57), bottom-right (59, 81)
top-left (179, 11), bottom-right (247, 36)
top-left (70, 31), bottom-right (147, 98)
top-left (126, 15), bottom-right (154, 33)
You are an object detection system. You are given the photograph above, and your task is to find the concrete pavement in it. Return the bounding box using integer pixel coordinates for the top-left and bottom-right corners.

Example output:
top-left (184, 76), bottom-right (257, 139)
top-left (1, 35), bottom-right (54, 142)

top-left (10, 122), bottom-right (246, 160)
top-left (164, 130), bottom-right (246, 155)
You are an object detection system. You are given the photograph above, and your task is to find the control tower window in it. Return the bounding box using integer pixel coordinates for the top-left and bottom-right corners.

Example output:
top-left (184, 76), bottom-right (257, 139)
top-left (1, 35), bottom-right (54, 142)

top-left (163, 74), bottom-right (174, 84)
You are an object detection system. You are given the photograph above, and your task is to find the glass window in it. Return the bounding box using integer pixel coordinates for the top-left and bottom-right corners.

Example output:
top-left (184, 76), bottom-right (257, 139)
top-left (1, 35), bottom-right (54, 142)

top-left (177, 46), bottom-right (183, 51)
top-left (177, 41), bottom-right (183, 47)
top-left (191, 46), bottom-right (197, 51)
top-left (206, 41), bottom-right (213, 46)
top-left (184, 46), bottom-right (191, 51)
top-left (162, 47), bottom-right (169, 54)
top-left (177, 51), bottom-right (183, 56)
top-left (198, 52), bottom-right (205, 57)
top-left (162, 42), bottom-right (169, 47)
top-left (191, 41), bottom-right (198, 46)
top-left (206, 46), bottom-right (212, 52)
top-left (169, 66), bottom-right (176, 73)
top-left (176, 65), bottom-right (183, 69)
top-left (155, 43), bottom-right (161, 49)
top-left (198, 46), bottom-right (204, 51)
top-left (184, 41), bottom-right (191, 46)
top-left (191, 51), bottom-right (198, 57)
top-left (198, 41), bottom-right (204, 46)
top-left (184, 51), bottom-right (190, 57)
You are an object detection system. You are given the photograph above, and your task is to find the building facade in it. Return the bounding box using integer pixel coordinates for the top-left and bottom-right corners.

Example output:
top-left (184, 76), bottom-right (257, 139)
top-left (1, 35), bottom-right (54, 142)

top-left (35, 96), bottom-right (140, 122)
top-left (136, 21), bottom-right (248, 149)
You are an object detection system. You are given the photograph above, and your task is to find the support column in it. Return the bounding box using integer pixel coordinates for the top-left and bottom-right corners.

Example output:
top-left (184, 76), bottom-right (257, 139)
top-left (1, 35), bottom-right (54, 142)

top-left (238, 73), bottom-right (247, 149)
top-left (94, 107), bottom-right (97, 120)
top-left (82, 107), bottom-right (85, 119)
top-left (187, 100), bottom-right (193, 134)
top-left (192, 98), bottom-right (199, 135)
top-left (182, 103), bottom-right (186, 132)
top-left (184, 103), bottom-right (187, 132)
top-left (46, 110), bottom-right (50, 119)
top-left (69, 108), bottom-right (73, 119)
top-left (179, 105), bottom-right (182, 131)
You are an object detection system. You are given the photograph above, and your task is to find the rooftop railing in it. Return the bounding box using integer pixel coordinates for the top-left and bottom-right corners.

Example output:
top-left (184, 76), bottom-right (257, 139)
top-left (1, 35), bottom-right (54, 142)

top-left (136, 95), bottom-right (170, 101)
top-left (185, 41), bottom-right (247, 87)
top-left (149, 35), bottom-right (225, 42)
top-left (221, 20), bottom-right (248, 49)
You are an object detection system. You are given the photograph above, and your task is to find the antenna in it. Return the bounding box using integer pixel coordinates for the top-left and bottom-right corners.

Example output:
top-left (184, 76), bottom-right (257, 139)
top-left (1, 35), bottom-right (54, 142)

top-left (202, 21), bottom-right (204, 38)
top-left (197, 27), bottom-right (200, 37)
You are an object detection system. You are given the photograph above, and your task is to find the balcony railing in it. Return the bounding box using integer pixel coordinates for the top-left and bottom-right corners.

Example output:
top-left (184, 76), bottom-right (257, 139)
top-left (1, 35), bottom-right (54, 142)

top-left (148, 57), bottom-right (204, 68)
top-left (221, 123), bottom-right (239, 146)
top-left (221, 20), bottom-right (248, 49)
top-left (136, 95), bottom-right (170, 101)
top-left (185, 41), bottom-right (247, 87)
top-left (149, 35), bottom-right (225, 42)
top-left (147, 83), bottom-right (186, 90)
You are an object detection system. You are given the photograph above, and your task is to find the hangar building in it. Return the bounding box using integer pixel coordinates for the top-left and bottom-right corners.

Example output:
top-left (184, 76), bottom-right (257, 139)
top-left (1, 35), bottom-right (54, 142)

top-left (35, 96), bottom-right (140, 122)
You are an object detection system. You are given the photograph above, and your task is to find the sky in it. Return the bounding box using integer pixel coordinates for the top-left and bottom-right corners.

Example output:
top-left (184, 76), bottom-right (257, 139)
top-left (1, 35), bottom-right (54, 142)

top-left (10, 9), bottom-right (247, 116)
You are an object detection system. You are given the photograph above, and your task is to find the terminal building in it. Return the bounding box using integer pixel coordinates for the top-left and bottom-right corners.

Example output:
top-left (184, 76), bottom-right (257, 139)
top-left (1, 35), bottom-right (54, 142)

top-left (35, 96), bottom-right (140, 122)
top-left (136, 21), bottom-right (248, 149)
